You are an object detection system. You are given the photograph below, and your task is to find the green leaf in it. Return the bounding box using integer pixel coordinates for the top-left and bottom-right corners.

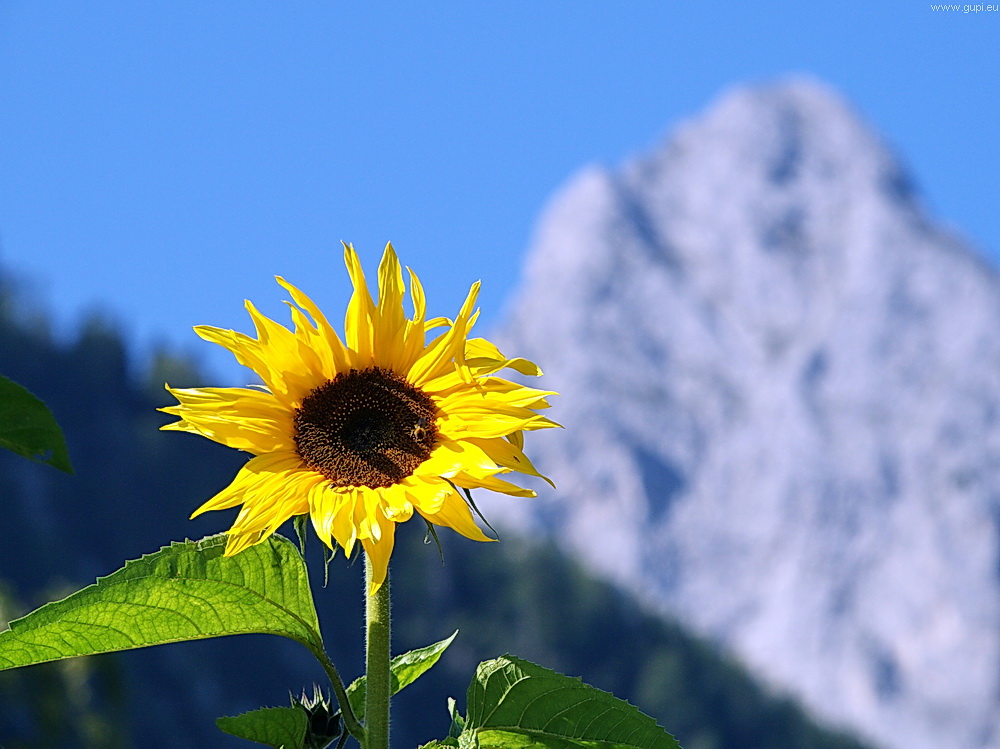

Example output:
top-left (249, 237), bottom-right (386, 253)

top-left (347, 630), bottom-right (458, 721)
top-left (447, 696), bottom-right (465, 739)
top-left (0, 374), bottom-right (73, 473)
top-left (460, 656), bottom-right (680, 749)
top-left (216, 705), bottom-right (309, 749)
top-left (0, 534), bottom-right (323, 670)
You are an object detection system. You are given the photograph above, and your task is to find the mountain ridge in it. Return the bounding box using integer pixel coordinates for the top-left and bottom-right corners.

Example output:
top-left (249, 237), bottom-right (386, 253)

top-left (485, 77), bottom-right (1000, 749)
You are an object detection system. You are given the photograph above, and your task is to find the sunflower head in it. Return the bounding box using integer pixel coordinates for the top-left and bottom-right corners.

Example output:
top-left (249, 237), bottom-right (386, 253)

top-left (161, 242), bottom-right (557, 593)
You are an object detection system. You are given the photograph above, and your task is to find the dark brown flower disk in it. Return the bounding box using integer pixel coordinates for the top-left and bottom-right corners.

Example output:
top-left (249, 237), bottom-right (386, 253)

top-left (294, 367), bottom-right (438, 488)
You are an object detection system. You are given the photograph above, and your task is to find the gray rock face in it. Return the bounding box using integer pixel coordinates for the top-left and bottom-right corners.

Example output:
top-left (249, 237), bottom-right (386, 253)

top-left (484, 78), bottom-right (1000, 749)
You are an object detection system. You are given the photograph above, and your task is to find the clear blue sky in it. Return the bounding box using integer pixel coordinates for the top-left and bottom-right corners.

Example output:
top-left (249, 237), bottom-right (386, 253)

top-left (1, 1), bottom-right (997, 385)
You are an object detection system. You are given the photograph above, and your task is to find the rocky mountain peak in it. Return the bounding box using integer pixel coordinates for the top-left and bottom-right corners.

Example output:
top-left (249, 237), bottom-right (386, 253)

top-left (488, 79), bottom-right (1000, 749)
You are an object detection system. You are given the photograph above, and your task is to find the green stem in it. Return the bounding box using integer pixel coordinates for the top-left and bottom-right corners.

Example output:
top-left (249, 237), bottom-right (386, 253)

top-left (312, 644), bottom-right (365, 743)
top-left (365, 557), bottom-right (391, 749)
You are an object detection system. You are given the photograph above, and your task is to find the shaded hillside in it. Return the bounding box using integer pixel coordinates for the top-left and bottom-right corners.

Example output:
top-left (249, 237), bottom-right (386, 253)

top-left (0, 272), bottom-right (869, 749)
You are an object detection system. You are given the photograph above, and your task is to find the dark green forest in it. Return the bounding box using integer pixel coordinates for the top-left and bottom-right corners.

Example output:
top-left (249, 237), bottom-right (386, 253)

top-left (0, 272), bottom-right (871, 749)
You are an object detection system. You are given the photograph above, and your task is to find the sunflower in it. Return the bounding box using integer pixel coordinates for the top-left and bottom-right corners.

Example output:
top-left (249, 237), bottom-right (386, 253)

top-left (161, 242), bottom-right (556, 593)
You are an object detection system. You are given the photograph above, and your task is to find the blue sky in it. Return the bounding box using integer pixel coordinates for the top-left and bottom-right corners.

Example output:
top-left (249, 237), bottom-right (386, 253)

top-left (1, 1), bottom-right (997, 384)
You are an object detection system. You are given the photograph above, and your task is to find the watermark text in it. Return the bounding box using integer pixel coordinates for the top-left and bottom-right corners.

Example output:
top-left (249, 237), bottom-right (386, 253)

top-left (930, 3), bottom-right (999, 10)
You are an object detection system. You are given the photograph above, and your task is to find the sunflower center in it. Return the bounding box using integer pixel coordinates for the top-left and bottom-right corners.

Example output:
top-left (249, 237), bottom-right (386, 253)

top-left (293, 367), bottom-right (438, 489)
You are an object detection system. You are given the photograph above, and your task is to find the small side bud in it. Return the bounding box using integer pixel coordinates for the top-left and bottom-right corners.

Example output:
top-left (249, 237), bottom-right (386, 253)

top-left (291, 684), bottom-right (343, 749)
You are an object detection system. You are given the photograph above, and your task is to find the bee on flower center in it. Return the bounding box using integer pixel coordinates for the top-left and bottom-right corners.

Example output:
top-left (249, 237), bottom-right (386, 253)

top-left (409, 416), bottom-right (432, 443)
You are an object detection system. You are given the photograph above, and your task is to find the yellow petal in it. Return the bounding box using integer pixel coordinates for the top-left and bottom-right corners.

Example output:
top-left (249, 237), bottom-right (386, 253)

top-left (464, 337), bottom-right (543, 377)
top-left (454, 472), bottom-right (537, 498)
top-left (470, 436), bottom-right (555, 488)
top-left (193, 326), bottom-right (275, 389)
top-left (161, 385), bottom-right (294, 454)
top-left (226, 464), bottom-right (318, 535)
top-left (307, 481), bottom-right (338, 550)
top-left (399, 267), bottom-right (429, 371)
top-left (418, 488), bottom-right (494, 543)
top-left (435, 384), bottom-right (555, 417)
top-left (244, 300), bottom-right (322, 403)
top-left (399, 474), bottom-right (452, 514)
top-left (416, 438), bottom-right (502, 481)
top-left (343, 242), bottom-right (375, 365)
top-left (362, 519), bottom-right (396, 596)
top-left (407, 267), bottom-right (426, 324)
top-left (373, 243), bottom-right (408, 369)
top-left (438, 411), bottom-right (560, 440)
top-left (190, 452), bottom-right (302, 518)
top-left (423, 316), bottom-right (450, 331)
top-left (225, 529), bottom-right (269, 556)
top-left (286, 302), bottom-right (334, 378)
top-left (465, 337), bottom-right (503, 360)
top-left (332, 488), bottom-right (361, 556)
top-left (276, 276), bottom-right (351, 375)
top-left (407, 281), bottom-right (480, 386)
top-left (379, 482), bottom-right (415, 522)
top-left (357, 486), bottom-right (384, 541)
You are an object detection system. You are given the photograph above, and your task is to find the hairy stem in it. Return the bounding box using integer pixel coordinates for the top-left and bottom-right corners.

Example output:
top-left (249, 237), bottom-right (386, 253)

top-left (365, 558), bottom-right (391, 749)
